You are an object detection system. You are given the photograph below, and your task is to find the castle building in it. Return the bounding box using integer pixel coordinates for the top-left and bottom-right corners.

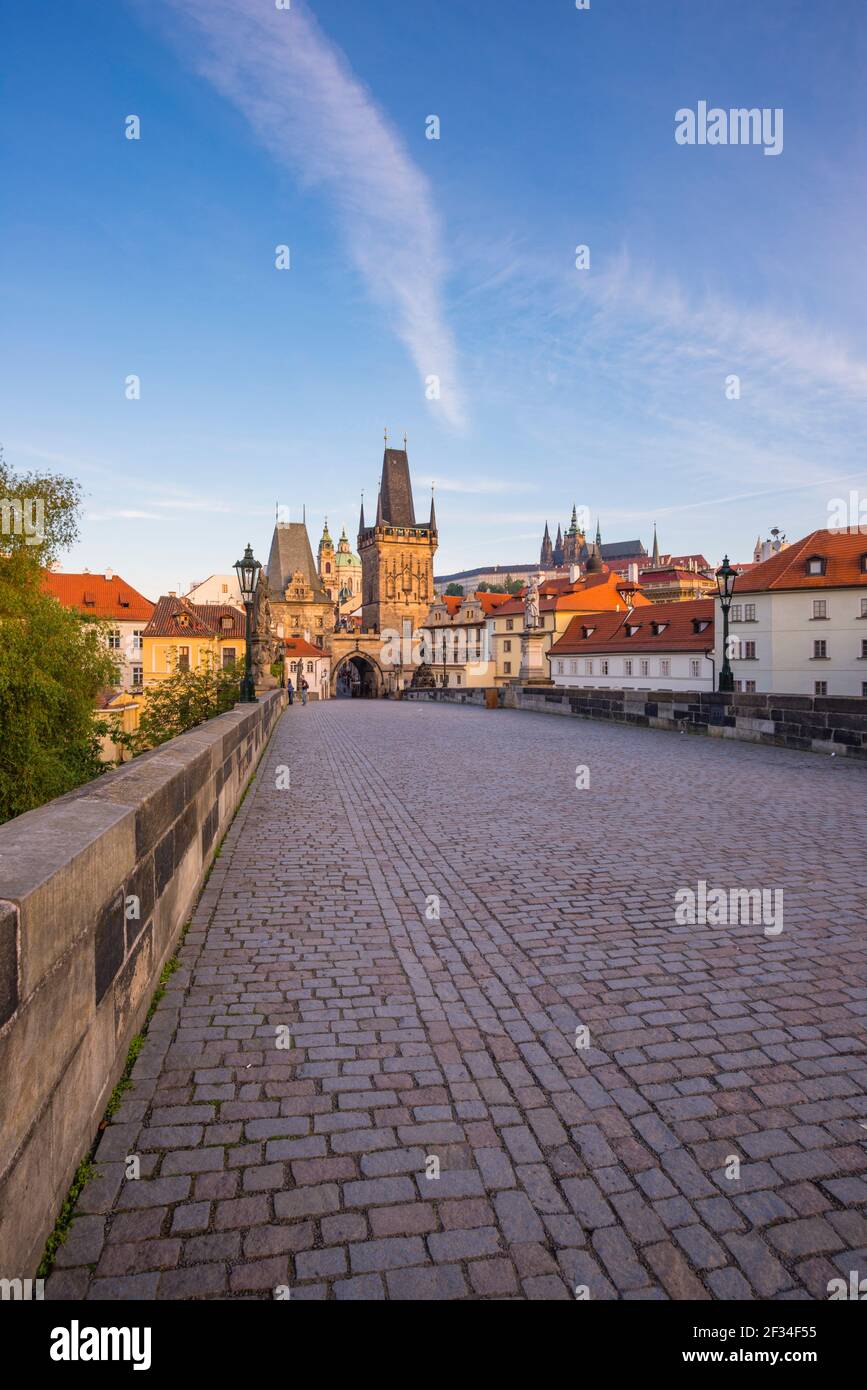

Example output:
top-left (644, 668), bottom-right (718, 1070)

top-left (265, 520), bottom-right (333, 648)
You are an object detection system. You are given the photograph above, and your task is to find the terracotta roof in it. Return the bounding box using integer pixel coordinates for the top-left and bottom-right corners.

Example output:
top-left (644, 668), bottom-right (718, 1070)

top-left (142, 596), bottom-right (245, 640)
top-left (550, 598), bottom-right (715, 656)
top-left (732, 530), bottom-right (867, 592)
top-left (42, 571), bottom-right (154, 622)
top-left (495, 571), bottom-right (652, 617)
top-left (638, 566), bottom-right (714, 585)
top-left (284, 637), bottom-right (328, 659)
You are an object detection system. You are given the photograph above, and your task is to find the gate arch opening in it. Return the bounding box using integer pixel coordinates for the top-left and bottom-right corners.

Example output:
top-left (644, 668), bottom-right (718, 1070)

top-left (333, 653), bottom-right (383, 699)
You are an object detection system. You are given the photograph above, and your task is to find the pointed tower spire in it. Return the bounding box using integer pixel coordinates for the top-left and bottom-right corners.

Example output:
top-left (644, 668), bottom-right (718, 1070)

top-left (652, 522), bottom-right (660, 566)
top-left (358, 491), bottom-right (365, 534)
top-left (569, 504), bottom-right (578, 534)
top-left (376, 488), bottom-right (384, 525)
top-left (429, 483), bottom-right (437, 533)
top-left (595, 518), bottom-right (602, 548)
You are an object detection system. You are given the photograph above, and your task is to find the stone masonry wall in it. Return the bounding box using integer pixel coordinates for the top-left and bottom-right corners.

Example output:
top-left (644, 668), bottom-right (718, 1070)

top-left (0, 690), bottom-right (285, 1276)
top-left (403, 685), bottom-right (867, 758)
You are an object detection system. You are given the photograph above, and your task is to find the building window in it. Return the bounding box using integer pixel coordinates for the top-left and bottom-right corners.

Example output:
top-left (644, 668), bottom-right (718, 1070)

top-left (624, 659), bottom-right (633, 676)
top-left (221, 648), bottom-right (236, 670)
top-left (600, 659), bottom-right (609, 675)
top-left (861, 597), bottom-right (867, 618)
top-left (132, 629), bottom-right (143, 650)
top-left (742, 640), bottom-right (757, 659)
top-left (584, 660), bottom-right (593, 675)
top-left (177, 646), bottom-right (190, 671)
top-left (744, 680), bottom-right (756, 693)
top-left (863, 682), bottom-right (867, 697)
top-left (503, 639), bottom-right (512, 653)
top-left (131, 665), bottom-right (143, 687)
top-left (660, 659), bottom-right (671, 678)
top-left (812, 599), bottom-right (827, 619)
top-left (806, 555), bottom-right (826, 575)
top-left (814, 680), bottom-right (827, 695)
top-left (690, 658), bottom-right (700, 679)
top-left (307, 661), bottom-right (314, 672)
top-left (506, 618), bottom-right (514, 631)
top-left (640, 659), bottom-right (649, 677)
top-left (504, 661), bottom-right (511, 675)
top-left (744, 603), bottom-right (756, 621)
top-left (556, 660), bottom-right (564, 675)
top-left (107, 629), bottom-right (121, 650)
top-left (862, 639), bottom-right (867, 659)
top-left (731, 604), bottom-right (742, 622)
top-left (813, 639), bottom-right (828, 659)
top-left (569, 660), bottom-right (577, 675)
top-left (456, 673), bottom-right (462, 685)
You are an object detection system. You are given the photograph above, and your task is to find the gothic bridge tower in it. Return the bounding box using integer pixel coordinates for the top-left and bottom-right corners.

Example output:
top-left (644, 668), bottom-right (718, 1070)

top-left (358, 440), bottom-right (438, 639)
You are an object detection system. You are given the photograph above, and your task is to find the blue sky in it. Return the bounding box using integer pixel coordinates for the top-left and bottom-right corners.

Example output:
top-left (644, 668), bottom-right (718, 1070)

top-left (3, 0), bottom-right (867, 597)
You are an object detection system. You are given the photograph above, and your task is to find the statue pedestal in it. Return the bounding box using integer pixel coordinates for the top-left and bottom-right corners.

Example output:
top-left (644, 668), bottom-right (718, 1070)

top-left (518, 630), bottom-right (552, 685)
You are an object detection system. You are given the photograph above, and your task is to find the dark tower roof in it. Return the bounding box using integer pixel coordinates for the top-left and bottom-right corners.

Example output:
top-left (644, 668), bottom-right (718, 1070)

top-left (378, 447), bottom-right (416, 527)
top-left (266, 521), bottom-right (329, 600)
top-left (429, 489), bottom-right (437, 532)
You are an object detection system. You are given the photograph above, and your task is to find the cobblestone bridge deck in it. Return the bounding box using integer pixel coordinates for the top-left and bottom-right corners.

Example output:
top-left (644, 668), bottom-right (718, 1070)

top-left (47, 701), bottom-right (867, 1300)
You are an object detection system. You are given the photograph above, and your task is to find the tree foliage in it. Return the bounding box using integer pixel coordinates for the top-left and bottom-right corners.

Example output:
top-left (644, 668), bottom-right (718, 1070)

top-left (444, 583), bottom-right (464, 596)
top-left (0, 553), bottom-right (118, 823)
top-left (117, 655), bottom-right (240, 756)
top-left (0, 444), bottom-right (84, 566)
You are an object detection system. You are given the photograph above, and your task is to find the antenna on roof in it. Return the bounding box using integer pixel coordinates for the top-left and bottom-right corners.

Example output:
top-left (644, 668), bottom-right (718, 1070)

top-left (384, 427), bottom-right (388, 446)
top-left (404, 432), bottom-right (408, 450)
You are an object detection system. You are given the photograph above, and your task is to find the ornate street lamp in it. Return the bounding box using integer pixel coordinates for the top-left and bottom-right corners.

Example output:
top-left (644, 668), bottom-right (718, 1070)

top-left (715, 554), bottom-right (737, 692)
top-left (233, 542), bottom-right (261, 703)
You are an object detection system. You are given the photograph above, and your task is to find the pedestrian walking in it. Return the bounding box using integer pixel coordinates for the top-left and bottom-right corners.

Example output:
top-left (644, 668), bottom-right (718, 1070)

top-left (286, 677), bottom-right (294, 706)
top-left (300, 677), bottom-right (309, 706)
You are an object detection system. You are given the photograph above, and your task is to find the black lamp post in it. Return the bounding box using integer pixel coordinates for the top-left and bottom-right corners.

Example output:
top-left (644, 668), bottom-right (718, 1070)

top-left (233, 542), bottom-right (261, 703)
top-left (716, 554), bottom-right (737, 692)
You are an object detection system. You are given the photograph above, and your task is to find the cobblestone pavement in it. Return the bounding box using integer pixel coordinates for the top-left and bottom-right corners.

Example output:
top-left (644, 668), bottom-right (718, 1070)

top-left (48, 702), bottom-right (867, 1300)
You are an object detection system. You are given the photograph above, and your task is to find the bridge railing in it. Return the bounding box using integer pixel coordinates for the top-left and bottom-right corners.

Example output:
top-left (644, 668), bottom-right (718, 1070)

top-left (0, 689), bottom-right (285, 1276)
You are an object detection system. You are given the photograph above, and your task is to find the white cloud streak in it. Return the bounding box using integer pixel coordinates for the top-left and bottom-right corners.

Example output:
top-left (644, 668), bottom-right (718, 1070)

top-left (158, 0), bottom-right (465, 427)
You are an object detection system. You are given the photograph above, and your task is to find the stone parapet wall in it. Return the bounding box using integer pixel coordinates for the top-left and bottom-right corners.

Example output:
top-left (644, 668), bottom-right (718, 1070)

top-left (0, 690), bottom-right (284, 1275)
top-left (404, 685), bottom-right (867, 758)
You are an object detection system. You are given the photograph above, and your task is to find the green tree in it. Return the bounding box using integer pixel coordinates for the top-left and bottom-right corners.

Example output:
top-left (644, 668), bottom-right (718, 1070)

top-left (0, 445), bottom-right (83, 566)
top-left (117, 654), bottom-right (240, 756)
top-left (444, 583), bottom-right (464, 596)
top-left (0, 552), bottom-right (118, 822)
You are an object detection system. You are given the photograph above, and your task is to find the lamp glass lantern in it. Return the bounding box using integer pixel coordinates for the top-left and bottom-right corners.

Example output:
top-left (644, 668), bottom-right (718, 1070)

top-left (234, 543), bottom-right (261, 604)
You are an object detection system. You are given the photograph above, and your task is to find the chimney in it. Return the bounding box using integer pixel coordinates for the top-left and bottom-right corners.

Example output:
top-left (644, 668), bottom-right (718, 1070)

top-left (569, 563), bottom-right (581, 583)
top-left (627, 562), bottom-right (639, 584)
top-left (104, 567), bottom-right (114, 581)
top-left (168, 590), bottom-right (177, 598)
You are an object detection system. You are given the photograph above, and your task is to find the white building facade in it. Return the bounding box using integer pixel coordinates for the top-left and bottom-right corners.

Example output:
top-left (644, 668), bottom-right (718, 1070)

top-left (716, 529), bottom-right (867, 697)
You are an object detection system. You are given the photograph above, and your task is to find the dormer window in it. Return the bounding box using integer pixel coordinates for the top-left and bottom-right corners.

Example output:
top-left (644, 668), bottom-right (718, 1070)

top-left (692, 619), bottom-right (710, 634)
top-left (221, 616), bottom-right (233, 631)
top-left (625, 624), bottom-right (639, 637)
top-left (581, 625), bottom-right (595, 639)
top-left (177, 613), bottom-right (189, 628)
top-left (651, 621), bottom-right (668, 636)
top-left (806, 555), bottom-right (826, 576)
top-left (861, 553), bottom-right (867, 574)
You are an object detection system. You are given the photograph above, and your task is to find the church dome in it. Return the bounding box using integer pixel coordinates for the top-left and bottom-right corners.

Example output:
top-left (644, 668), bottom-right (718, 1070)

top-left (335, 548), bottom-right (360, 568)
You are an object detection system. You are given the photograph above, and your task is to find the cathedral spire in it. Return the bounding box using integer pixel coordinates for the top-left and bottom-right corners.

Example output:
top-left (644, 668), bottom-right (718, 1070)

top-left (358, 491), bottom-right (365, 534)
top-left (429, 483), bottom-right (437, 533)
top-left (652, 522), bottom-right (660, 566)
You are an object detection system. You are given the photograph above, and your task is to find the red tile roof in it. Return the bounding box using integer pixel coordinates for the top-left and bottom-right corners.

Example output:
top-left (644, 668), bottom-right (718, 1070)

top-left (143, 596), bottom-right (245, 639)
top-left (42, 570), bottom-right (154, 622)
top-left (284, 637), bottom-right (328, 659)
top-left (549, 598), bottom-right (715, 656)
top-left (495, 571), bottom-right (653, 617)
top-left (732, 530), bottom-right (867, 593)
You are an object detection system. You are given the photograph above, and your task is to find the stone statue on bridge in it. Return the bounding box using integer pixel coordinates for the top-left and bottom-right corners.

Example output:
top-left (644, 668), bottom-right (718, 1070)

top-left (252, 574), bottom-right (279, 691)
top-left (523, 572), bottom-right (542, 630)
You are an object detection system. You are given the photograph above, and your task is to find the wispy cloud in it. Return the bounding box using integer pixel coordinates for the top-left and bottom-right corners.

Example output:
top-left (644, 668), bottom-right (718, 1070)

top-left (157, 0), bottom-right (465, 428)
top-left (419, 476), bottom-right (536, 496)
